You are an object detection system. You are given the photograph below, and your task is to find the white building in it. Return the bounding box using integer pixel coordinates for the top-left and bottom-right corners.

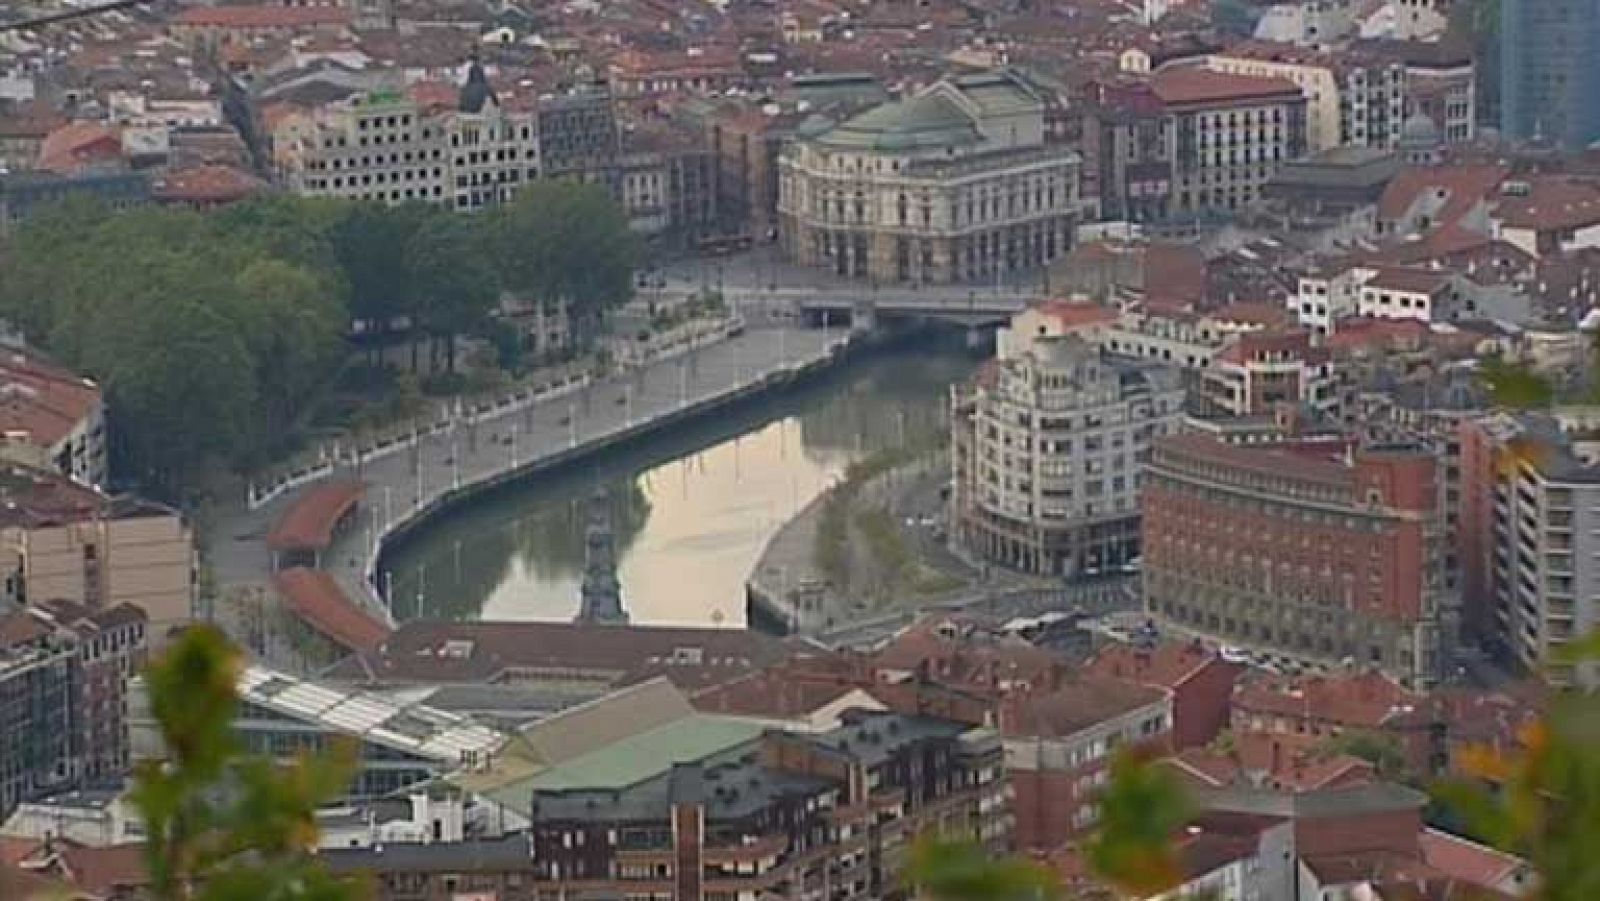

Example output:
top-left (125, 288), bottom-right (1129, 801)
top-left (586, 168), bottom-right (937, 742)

top-left (778, 69), bottom-right (1082, 284)
top-left (951, 335), bottom-right (1183, 576)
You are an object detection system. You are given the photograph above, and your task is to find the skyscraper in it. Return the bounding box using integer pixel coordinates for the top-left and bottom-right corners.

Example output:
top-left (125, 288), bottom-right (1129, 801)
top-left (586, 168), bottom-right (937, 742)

top-left (1501, 0), bottom-right (1600, 150)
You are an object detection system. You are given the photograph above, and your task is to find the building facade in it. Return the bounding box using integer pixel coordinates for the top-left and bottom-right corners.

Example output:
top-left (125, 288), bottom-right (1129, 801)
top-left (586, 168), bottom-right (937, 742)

top-left (0, 464), bottom-right (195, 646)
top-left (0, 346), bottom-right (107, 488)
top-left (951, 336), bottom-right (1183, 576)
top-left (778, 69), bottom-right (1082, 284)
top-left (1152, 68), bottom-right (1308, 218)
top-left (323, 709), bottom-right (1008, 901)
top-left (1458, 414), bottom-right (1600, 687)
top-left (1142, 434), bottom-right (1452, 687)
top-left (0, 613), bottom-right (75, 825)
top-left (1501, 0), bottom-right (1600, 150)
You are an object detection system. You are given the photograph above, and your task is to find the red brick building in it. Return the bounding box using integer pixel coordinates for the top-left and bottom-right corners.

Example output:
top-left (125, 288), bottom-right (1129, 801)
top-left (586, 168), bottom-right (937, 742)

top-left (1142, 434), bottom-right (1451, 687)
top-left (1000, 677), bottom-right (1172, 850)
top-left (1083, 640), bottom-right (1243, 749)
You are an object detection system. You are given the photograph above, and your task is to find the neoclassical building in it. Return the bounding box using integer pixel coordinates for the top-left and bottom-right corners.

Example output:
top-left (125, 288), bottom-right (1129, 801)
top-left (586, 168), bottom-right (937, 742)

top-left (777, 70), bottom-right (1082, 284)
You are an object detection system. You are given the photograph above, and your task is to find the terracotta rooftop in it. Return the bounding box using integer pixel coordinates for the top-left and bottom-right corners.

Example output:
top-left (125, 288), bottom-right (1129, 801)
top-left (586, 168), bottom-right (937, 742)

top-left (173, 5), bottom-right (352, 29)
top-left (0, 463), bottom-right (108, 530)
top-left (151, 163), bottom-right (265, 204)
top-left (1233, 670), bottom-right (1422, 730)
top-left (35, 120), bottom-right (123, 175)
top-left (272, 567), bottom-right (390, 654)
top-left (1001, 676), bottom-right (1166, 739)
top-left (265, 480), bottom-right (364, 552)
top-left (1364, 266), bottom-right (1453, 295)
top-left (0, 348), bottom-right (100, 452)
top-left (1086, 640), bottom-right (1236, 691)
top-left (1034, 299), bottom-right (1118, 330)
top-left (1417, 828), bottom-right (1528, 892)
top-left (1377, 164), bottom-right (1509, 232)
top-left (1150, 67), bottom-right (1302, 107)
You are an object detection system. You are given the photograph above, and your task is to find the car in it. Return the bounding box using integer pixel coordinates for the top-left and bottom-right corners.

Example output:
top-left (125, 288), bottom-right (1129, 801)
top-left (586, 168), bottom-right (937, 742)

top-left (1219, 645), bottom-right (1251, 664)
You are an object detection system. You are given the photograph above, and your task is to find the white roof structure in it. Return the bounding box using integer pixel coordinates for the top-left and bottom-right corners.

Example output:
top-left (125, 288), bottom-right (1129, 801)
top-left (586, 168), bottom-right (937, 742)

top-left (239, 665), bottom-right (505, 765)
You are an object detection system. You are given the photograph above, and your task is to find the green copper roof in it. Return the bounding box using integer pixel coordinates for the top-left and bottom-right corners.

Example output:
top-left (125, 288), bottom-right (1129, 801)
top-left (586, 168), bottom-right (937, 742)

top-left (817, 91), bottom-right (981, 152)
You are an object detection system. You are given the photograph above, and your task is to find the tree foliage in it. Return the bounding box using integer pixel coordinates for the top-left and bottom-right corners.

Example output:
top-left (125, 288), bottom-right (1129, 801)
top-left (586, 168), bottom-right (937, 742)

top-left (132, 626), bottom-right (366, 901)
top-left (0, 185), bottom-right (636, 491)
top-left (1479, 355), bottom-right (1554, 410)
top-left (494, 179), bottom-right (637, 346)
top-left (905, 835), bottom-right (1057, 901)
top-left (1083, 752), bottom-right (1194, 896)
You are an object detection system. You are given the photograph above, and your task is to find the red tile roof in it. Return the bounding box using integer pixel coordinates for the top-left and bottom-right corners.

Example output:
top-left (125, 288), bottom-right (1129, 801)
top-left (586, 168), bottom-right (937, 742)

top-left (1233, 670), bottom-right (1422, 730)
top-left (1001, 676), bottom-right (1166, 739)
top-left (272, 567), bottom-right (390, 654)
top-left (1364, 266), bottom-right (1453, 295)
top-left (1377, 164), bottom-right (1509, 232)
top-left (1086, 641), bottom-right (1234, 690)
top-left (1494, 177), bottom-right (1600, 231)
top-left (36, 121), bottom-right (122, 174)
top-left (1150, 67), bottom-right (1302, 106)
top-left (1417, 829), bottom-right (1527, 891)
top-left (266, 480), bottom-right (364, 552)
top-left (151, 164), bottom-right (265, 205)
top-left (0, 349), bottom-right (100, 451)
top-left (173, 5), bottom-right (351, 29)
top-left (1035, 300), bottom-right (1119, 330)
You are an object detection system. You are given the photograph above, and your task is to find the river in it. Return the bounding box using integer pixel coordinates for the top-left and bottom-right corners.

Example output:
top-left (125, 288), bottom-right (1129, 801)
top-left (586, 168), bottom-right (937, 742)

top-left (379, 334), bottom-right (980, 627)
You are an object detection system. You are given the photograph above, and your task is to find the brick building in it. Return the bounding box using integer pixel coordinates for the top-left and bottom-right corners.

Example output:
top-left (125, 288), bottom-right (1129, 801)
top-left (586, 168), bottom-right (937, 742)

top-left (0, 601), bottom-right (144, 825)
top-left (1000, 677), bottom-right (1172, 850)
top-left (1084, 641), bottom-right (1244, 750)
top-left (1142, 434), bottom-right (1452, 687)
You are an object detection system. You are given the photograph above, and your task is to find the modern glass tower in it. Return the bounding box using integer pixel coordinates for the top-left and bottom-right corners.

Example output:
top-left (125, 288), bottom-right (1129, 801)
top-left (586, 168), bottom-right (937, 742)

top-left (1501, 0), bottom-right (1600, 150)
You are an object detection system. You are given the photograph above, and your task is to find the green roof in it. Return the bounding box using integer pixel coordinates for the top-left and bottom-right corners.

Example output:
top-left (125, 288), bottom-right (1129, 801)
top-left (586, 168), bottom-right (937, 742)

top-left (478, 714), bottom-right (765, 815)
top-left (817, 92), bottom-right (981, 152)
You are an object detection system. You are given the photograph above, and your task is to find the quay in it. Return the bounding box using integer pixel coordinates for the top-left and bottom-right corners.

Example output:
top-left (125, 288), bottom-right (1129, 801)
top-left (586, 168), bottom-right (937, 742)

top-left (203, 324), bottom-right (852, 662)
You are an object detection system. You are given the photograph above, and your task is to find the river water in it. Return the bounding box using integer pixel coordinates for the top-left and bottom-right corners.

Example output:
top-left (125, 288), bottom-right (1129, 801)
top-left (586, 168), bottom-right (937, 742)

top-left (379, 336), bottom-right (980, 627)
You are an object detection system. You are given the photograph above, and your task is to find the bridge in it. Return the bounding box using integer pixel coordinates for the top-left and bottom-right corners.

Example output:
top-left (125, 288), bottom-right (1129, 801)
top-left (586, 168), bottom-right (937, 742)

top-left (734, 288), bottom-right (1041, 329)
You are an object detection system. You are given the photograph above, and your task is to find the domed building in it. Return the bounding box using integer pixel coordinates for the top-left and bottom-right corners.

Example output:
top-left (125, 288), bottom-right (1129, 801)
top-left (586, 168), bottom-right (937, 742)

top-left (777, 69), bottom-right (1083, 284)
top-left (1399, 112), bottom-right (1443, 166)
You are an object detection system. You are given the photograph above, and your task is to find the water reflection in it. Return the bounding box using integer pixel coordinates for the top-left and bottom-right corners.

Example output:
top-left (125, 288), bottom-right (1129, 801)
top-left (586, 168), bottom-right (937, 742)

top-left (381, 337), bottom-right (977, 626)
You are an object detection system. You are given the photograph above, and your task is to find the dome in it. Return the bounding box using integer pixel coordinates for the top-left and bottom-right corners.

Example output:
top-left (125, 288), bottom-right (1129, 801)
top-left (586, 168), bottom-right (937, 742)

top-left (459, 60), bottom-right (496, 113)
top-left (1399, 112), bottom-right (1440, 149)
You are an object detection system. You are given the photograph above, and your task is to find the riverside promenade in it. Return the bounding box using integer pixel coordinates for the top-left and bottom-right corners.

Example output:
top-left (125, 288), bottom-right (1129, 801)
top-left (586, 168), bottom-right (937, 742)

top-left (204, 324), bottom-right (850, 660)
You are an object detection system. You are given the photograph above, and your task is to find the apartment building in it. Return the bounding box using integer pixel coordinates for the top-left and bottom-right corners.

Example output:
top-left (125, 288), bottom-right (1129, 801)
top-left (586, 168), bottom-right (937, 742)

top-left (950, 335), bottom-right (1183, 576)
top-left (1001, 677), bottom-right (1172, 849)
top-left (1501, 0), bottom-right (1600, 151)
top-left (280, 68), bottom-right (537, 211)
top-left (0, 346), bottom-right (107, 488)
top-left (778, 69), bottom-right (1082, 284)
top-left (322, 681), bottom-right (1008, 901)
top-left (1150, 68), bottom-right (1308, 218)
top-left (0, 613), bottom-right (75, 825)
top-left (1195, 330), bottom-right (1339, 420)
top-left (1458, 414), bottom-right (1600, 687)
top-left (1143, 434), bottom-right (1452, 687)
top-left (0, 463), bottom-right (195, 645)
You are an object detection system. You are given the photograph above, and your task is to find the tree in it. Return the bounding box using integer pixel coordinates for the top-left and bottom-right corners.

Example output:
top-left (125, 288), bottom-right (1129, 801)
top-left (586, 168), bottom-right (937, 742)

top-left (495, 180), bottom-right (636, 348)
top-left (132, 626), bottom-right (366, 901)
top-left (1083, 752), bottom-right (1194, 897)
top-left (331, 202), bottom-right (428, 347)
top-left (405, 210), bottom-right (500, 373)
top-left (1318, 730), bottom-right (1414, 783)
top-left (1479, 355), bottom-right (1554, 409)
top-left (906, 836), bottom-right (1057, 901)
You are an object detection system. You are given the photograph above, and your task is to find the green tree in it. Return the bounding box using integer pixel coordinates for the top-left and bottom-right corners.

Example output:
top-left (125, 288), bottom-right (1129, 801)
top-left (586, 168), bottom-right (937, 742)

top-left (132, 626), bottom-right (366, 901)
top-left (1318, 730), bottom-right (1414, 783)
top-left (332, 202), bottom-right (428, 349)
top-left (495, 180), bottom-right (636, 348)
top-left (1479, 355), bottom-right (1553, 409)
top-left (905, 836), bottom-right (1057, 901)
top-left (1083, 752), bottom-right (1194, 896)
top-left (406, 210), bottom-right (500, 373)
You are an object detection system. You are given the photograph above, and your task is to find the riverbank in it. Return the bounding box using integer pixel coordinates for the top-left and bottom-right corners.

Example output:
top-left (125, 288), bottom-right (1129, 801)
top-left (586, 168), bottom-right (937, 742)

top-left (203, 325), bottom-right (851, 669)
top-left (746, 445), bottom-right (976, 634)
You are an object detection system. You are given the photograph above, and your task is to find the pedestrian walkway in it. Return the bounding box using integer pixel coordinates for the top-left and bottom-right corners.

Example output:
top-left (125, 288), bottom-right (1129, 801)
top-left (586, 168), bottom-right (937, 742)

top-left (202, 326), bottom-right (850, 665)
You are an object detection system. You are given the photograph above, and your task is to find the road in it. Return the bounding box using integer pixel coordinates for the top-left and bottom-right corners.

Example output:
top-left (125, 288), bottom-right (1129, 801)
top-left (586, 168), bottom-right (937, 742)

top-left (203, 326), bottom-right (851, 650)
